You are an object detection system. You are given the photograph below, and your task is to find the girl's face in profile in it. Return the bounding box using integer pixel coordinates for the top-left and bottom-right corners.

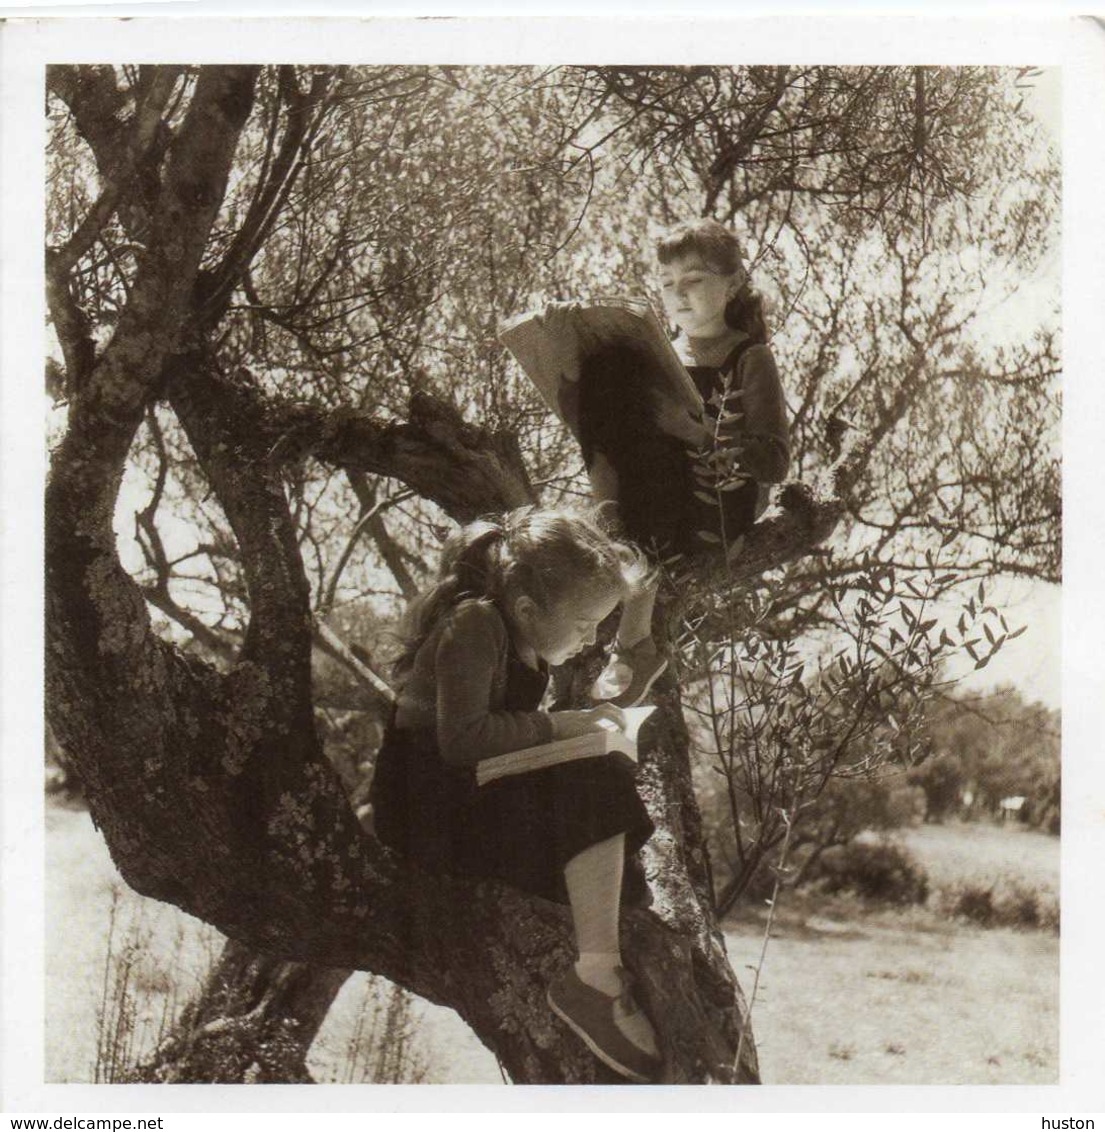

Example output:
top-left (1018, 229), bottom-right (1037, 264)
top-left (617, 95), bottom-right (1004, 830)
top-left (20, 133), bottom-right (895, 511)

top-left (658, 251), bottom-right (738, 339)
top-left (515, 581), bottom-right (622, 666)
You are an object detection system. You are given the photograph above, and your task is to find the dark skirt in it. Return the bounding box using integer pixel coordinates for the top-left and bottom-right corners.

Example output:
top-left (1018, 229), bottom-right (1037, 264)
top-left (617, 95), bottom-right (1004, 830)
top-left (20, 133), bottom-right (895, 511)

top-left (369, 724), bottom-right (655, 905)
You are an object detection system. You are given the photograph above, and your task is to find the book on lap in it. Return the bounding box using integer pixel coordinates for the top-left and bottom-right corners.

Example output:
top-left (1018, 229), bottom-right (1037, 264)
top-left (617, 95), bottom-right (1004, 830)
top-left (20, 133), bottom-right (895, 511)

top-left (475, 706), bottom-right (656, 787)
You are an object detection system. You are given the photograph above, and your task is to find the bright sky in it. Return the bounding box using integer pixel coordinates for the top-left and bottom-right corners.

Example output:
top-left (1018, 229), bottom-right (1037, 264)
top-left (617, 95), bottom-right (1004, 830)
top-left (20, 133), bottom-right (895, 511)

top-left (945, 578), bottom-right (1060, 709)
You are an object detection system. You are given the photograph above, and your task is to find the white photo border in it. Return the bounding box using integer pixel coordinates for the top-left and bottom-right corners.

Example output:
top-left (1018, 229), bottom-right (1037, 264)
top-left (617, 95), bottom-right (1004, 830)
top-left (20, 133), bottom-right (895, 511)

top-left (3, 9), bottom-right (1102, 1117)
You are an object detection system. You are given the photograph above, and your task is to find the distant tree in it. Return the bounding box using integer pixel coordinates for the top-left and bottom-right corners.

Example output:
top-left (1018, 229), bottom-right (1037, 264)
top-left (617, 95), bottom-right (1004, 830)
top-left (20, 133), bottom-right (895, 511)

top-left (908, 752), bottom-right (967, 823)
top-left (921, 686), bottom-right (1060, 830)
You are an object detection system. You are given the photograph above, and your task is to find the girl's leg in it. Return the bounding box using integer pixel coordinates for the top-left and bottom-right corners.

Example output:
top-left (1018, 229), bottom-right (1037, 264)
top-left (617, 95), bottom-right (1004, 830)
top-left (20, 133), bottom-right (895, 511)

top-left (586, 450), bottom-right (666, 707)
top-left (563, 833), bottom-right (625, 996)
top-left (561, 835), bottom-right (659, 1058)
top-left (591, 573), bottom-right (666, 706)
top-left (615, 575), bottom-right (658, 649)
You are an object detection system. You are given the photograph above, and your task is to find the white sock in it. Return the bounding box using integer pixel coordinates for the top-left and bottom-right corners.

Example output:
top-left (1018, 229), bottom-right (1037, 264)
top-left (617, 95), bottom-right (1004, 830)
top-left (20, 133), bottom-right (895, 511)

top-left (574, 951), bottom-right (623, 997)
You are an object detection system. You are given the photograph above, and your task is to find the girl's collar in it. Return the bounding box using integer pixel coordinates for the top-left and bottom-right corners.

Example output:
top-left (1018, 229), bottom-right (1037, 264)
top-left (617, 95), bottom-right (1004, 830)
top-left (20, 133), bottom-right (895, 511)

top-left (674, 328), bottom-right (749, 368)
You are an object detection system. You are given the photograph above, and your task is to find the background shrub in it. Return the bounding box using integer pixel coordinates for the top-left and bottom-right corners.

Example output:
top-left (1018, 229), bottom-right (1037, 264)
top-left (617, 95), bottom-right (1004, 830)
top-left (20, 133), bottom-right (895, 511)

top-left (811, 840), bottom-right (930, 906)
top-left (937, 877), bottom-right (1059, 932)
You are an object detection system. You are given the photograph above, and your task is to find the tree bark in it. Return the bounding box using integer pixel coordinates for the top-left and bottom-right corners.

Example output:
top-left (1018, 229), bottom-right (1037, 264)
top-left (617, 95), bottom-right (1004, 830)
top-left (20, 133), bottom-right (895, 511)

top-left (131, 942), bottom-right (351, 1084)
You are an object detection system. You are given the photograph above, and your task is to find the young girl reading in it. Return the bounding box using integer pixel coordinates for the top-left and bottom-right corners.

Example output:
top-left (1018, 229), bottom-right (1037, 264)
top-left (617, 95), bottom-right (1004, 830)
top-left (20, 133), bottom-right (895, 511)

top-left (581, 218), bottom-right (791, 708)
top-left (368, 505), bottom-right (663, 1083)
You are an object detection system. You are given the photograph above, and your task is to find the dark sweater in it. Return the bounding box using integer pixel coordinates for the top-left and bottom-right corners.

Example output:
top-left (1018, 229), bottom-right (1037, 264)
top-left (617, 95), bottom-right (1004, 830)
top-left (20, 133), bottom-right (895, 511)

top-left (677, 331), bottom-right (790, 485)
top-left (575, 330), bottom-right (790, 557)
top-left (393, 599), bottom-right (555, 767)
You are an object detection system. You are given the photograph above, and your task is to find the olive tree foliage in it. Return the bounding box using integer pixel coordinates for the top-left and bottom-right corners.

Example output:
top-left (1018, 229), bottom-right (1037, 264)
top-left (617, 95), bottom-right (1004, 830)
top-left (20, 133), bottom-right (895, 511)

top-left (44, 63), bottom-right (1058, 1082)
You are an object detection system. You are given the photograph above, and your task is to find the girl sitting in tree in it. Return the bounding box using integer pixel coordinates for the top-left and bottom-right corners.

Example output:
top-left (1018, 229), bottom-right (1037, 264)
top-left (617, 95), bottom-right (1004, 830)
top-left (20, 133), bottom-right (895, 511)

top-left (369, 505), bottom-right (663, 1083)
top-left (580, 218), bottom-right (791, 708)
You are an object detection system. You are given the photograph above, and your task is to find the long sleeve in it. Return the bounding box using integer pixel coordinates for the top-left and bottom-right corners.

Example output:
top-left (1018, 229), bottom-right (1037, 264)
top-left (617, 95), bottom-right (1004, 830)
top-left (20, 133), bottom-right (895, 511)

top-left (735, 344), bottom-right (790, 483)
top-left (434, 602), bottom-right (554, 767)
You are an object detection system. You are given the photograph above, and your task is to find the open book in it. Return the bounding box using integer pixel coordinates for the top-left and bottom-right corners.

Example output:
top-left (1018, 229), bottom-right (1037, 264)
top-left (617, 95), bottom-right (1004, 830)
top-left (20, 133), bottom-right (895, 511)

top-left (498, 297), bottom-right (706, 446)
top-left (475, 705), bottom-right (656, 788)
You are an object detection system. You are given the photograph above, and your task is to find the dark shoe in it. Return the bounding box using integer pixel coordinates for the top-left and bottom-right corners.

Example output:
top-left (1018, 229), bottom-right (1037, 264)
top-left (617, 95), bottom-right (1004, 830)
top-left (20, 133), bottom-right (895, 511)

top-left (547, 967), bottom-right (662, 1083)
top-left (590, 639), bottom-right (668, 709)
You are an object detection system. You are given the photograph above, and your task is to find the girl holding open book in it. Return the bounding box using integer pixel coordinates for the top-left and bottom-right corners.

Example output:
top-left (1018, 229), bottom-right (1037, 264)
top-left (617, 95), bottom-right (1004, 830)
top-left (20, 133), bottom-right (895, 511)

top-left (368, 505), bottom-right (663, 1082)
top-left (582, 218), bottom-right (791, 708)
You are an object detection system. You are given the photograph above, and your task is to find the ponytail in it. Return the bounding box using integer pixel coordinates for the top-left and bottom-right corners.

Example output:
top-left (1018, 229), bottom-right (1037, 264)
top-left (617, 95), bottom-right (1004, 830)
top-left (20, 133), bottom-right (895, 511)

top-left (440, 521), bottom-right (506, 600)
top-left (392, 521), bottom-right (507, 681)
top-left (723, 285), bottom-right (769, 344)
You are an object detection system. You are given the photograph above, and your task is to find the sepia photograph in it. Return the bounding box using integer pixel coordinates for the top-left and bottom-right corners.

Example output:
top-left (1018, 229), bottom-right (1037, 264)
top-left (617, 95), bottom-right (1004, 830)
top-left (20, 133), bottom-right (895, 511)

top-left (2, 10), bottom-right (1101, 1116)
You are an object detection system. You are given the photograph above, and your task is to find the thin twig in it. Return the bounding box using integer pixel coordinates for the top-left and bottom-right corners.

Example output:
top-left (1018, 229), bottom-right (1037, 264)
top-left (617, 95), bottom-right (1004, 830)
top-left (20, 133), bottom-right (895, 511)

top-left (733, 807), bottom-right (796, 1076)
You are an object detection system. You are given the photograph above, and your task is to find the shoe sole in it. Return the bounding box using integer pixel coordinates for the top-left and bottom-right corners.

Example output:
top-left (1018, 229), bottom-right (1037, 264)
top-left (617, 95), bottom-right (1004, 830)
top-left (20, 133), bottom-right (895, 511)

top-left (613, 657), bottom-right (669, 709)
top-left (546, 988), bottom-right (654, 1083)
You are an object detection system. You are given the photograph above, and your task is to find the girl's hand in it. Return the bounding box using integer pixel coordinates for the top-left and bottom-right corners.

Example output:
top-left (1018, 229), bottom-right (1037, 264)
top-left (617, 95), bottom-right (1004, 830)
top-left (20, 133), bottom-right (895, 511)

top-left (550, 705), bottom-right (628, 739)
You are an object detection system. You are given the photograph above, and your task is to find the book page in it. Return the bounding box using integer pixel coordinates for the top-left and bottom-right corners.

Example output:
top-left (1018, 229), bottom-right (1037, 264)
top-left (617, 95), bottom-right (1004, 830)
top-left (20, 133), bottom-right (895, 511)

top-left (596, 704), bottom-right (656, 745)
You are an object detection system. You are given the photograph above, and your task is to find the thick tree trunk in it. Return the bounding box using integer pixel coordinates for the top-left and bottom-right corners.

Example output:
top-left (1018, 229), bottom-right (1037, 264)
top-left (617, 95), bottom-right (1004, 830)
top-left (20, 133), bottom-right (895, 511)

top-left (131, 942), bottom-right (351, 1084)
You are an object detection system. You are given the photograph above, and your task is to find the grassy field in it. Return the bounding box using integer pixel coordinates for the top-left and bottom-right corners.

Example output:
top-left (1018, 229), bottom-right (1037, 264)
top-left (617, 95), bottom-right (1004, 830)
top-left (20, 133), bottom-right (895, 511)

top-left (725, 821), bottom-right (1059, 1084)
top-left (896, 820), bottom-right (1059, 897)
top-left (725, 895), bottom-right (1057, 1084)
top-left (45, 801), bottom-right (1058, 1085)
